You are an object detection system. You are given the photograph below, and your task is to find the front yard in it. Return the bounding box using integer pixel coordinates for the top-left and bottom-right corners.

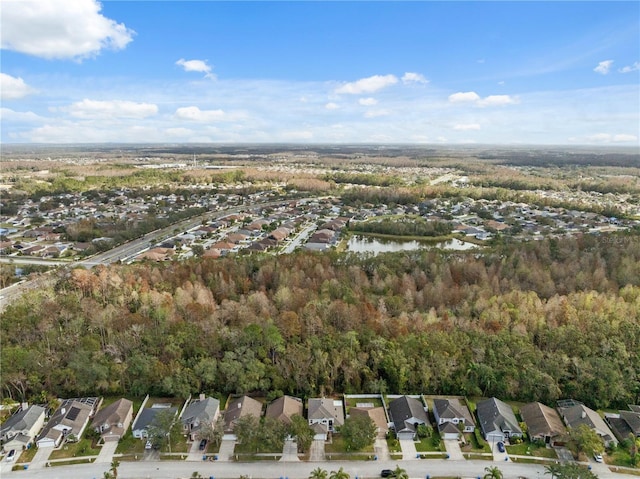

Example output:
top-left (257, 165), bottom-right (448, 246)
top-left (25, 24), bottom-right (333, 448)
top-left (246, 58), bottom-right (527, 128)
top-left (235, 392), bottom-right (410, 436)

top-left (48, 439), bottom-right (101, 459)
top-left (506, 442), bottom-right (558, 459)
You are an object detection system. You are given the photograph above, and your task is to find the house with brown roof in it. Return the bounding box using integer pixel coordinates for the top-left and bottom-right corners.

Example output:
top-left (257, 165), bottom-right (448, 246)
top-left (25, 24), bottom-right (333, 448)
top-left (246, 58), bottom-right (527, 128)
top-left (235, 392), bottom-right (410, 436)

top-left (90, 398), bottom-right (133, 443)
top-left (37, 397), bottom-right (101, 448)
top-left (265, 396), bottom-right (303, 426)
top-left (520, 402), bottom-right (566, 445)
top-left (349, 407), bottom-right (389, 438)
top-left (224, 396), bottom-right (263, 434)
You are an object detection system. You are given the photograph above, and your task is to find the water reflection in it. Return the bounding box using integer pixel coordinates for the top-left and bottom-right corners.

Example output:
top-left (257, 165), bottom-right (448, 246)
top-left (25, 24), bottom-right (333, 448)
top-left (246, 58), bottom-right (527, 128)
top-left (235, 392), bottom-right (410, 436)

top-left (346, 235), bottom-right (478, 255)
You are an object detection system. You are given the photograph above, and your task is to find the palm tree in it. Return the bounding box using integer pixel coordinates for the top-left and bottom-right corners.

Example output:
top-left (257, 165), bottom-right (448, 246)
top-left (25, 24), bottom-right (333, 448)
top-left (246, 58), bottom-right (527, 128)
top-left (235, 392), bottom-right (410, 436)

top-left (110, 459), bottom-right (120, 479)
top-left (483, 466), bottom-right (504, 479)
top-left (544, 463), bottom-right (562, 479)
top-left (391, 465), bottom-right (409, 479)
top-left (329, 466), bottom-right (351, 479)
top-left (309, 468), bottom-right (329, 479)
top-left (103, 472), bottom-right (114, 479)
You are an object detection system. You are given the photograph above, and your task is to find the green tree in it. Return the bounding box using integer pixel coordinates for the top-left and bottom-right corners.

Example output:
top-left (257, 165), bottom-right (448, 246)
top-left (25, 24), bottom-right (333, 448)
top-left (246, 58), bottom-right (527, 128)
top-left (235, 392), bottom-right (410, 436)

top-left (390, 465), bottom-right (409, 479)
top-left (483, 466), bottom-right (504, 479)
top-left (549, 462), bottom-right (599, 479)
top-left (110, 459), bottom-right (120, 479)
top-left (329, 467), bottom-right (350, 479)
top-left (544, 463), bottom-right (562, 479)
top-left (288, 414), bottom-right (315, 452)
top-left (569, 424), bottom-right (604, 456)
top-left (309, 468), bottom-right (328, 479)
top-left (147, 409), bottom-right (178, 450)
top-left (198, 414), bottom-right (225, 448)
top-left (340, 414), bottom-right (377, 451)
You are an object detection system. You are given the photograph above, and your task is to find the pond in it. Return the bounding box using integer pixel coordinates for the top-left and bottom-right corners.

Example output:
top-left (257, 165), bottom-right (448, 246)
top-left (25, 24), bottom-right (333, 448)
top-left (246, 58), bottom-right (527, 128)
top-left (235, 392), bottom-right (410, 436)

top-left (345, 235), bottom-right (479, 255)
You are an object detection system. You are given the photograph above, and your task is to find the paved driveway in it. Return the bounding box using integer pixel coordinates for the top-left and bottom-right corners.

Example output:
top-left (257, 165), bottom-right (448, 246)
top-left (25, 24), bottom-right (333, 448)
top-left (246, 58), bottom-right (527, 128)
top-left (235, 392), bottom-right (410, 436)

top-left (399, 438), bottom-right (418, 460)
top-left (374, 437), bottom-right (390, 461)
top-left (26, 446), bottom-right (52, 470)
top-left (280, 438), bottom-right (300, 462)
top-left (309, 439), bottom-right (325, 462)
top-left (217, 438), bottom-right (236, 461)
top-left (95, 440), bottom-right (119, 464)
top-left (444, 439), bottom-right (464, 460)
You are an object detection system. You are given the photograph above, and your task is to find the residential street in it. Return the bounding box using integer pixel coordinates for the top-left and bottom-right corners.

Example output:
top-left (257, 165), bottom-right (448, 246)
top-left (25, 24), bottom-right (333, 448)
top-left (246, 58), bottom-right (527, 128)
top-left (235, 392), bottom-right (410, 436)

top-left (0, 458), bottom-right (632, 479)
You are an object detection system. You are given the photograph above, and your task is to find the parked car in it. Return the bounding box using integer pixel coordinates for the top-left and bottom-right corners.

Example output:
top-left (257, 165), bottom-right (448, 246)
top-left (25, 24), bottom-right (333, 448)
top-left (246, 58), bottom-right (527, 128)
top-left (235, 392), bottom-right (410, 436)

top-left (199, 439), bottom-right (207, 451)
top-left (497, 441), bottom-right (505, 452)
top-left (381, 470), bottom-right (393, 478)
top-left (5, 449), bottom-right (16, 462)
top-left (145, 440), bottom-right (153, 450)
top-left (594, 453), bottom-right (603, 463)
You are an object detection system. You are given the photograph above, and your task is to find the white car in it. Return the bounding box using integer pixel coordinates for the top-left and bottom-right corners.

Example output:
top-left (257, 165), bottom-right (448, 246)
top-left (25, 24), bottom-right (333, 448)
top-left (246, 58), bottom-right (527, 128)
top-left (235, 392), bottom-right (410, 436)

top-left (594, 453), bottom-right (603, 463)
top-left (145, 440), bottom-right (153, 450)
top-left (5, 449), bottom-right (16, 462)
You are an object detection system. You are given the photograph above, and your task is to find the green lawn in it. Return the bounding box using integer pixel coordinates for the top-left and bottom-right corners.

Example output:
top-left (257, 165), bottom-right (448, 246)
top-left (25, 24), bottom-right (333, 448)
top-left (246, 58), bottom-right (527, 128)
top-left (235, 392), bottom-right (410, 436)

top-left (415, 436), bottom-right (446, 452)
top-left (325, 435), bottom-right (374, 454)
top-left (606, 448), bottom-right (638, 468)
top-left (48, 439), bottom-right (101, 459)
top-left (18, 446), bottom-right (38, 463)
top-left (115, 430), bottom-right (146, 455)
top-left (461, 431), bottom-right (491, 453)
top-left (506, 442), bottom-right (558, 458)
top-left (343, 396), bottom-right (384, 410)
top-left (386, 436), bottom-right (402, 453)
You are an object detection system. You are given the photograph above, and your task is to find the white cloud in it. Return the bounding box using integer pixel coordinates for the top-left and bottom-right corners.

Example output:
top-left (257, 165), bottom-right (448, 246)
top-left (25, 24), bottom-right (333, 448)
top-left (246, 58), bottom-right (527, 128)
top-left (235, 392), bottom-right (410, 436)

top-left (175, 106), bottom-right (225, 122)
top-left (477, 95), bottom-right (519, 107)
top-left (594, 60), bottom-right (613, 75)
top-left (175, 58), bottom-right (216, 79)
top-left (0, 0), bottom-right (134, 60)
top-left (0, 107), bottom-right (44, 122)
top-left (453, 123), bottom-right (481, 131)
top-left (66, 99), bottom-right (158, 119)
top-left (619, 61), bottom-right (640, 73)
top-left (335, 74), bottom-right (398, 94)
top-left (448, 91), bottom-right (481, 103)
top-left (402, 72), bottom-right (428, 84)
top-left (325, 102), bottom-right (339, 110)
top-left (364, 109), bottom-right (390, 118)
top-left (358, 97), bottom-right (378, 106)
top-left (613, 134), bottom-right (638, 142)
top-left (449, 91), bottom-right (518, 107)
top-left (0, 73), bottom-right (36, 100)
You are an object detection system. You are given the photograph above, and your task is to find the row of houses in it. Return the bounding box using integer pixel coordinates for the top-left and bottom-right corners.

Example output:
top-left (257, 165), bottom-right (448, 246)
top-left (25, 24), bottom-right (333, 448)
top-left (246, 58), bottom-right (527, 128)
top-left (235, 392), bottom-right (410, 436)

top-left (2, 394), bottom-right (638, 454)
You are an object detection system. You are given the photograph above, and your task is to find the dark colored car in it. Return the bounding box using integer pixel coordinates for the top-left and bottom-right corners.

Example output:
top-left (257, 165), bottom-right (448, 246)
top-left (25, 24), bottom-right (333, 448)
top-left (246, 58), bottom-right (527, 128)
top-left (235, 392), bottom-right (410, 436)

top-left (199, 439), bottom-right (207, 451)
top-left (381, 470), bottom-right (393, 478)
top-left (497, 441), bottom-right (505, 453)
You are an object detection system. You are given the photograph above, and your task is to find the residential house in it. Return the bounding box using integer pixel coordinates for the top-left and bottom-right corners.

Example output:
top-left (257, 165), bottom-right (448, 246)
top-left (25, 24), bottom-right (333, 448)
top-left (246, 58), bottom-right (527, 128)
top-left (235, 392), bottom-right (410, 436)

top-left (388, 396), bottom-right (429, 441)
top-left (90, 398), bottom-right (133, 443)
top-left (224, 396), bottom-right (263, 434)
top-left (349, 407), bottom-right (389, 438)
top-left (265, 396), bottom-right (303, 426)
top-left (559, 402), bottom-right (618, 447)
top-left (181, 395), bottom-right (220, 441)
top-left (37, 398), bottom-right (100, 448)
top-left (307, 398), bottom-right (345, 441)
top-left (132, 404), bottom-right (178, 439)
top-left (605, 406), bottom-right (640, 443)
top-left (432, 398), bottom-right (476, 440)
top-left (1, 405), bottom-right (46, 452)
top-left (520, 402), bottom-right (566, 445)
top-left (476, 397), bottom-right (523, 443)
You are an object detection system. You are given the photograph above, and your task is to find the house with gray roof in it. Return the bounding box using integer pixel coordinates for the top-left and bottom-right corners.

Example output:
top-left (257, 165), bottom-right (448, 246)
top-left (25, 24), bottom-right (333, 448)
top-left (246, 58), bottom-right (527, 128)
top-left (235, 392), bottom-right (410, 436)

top-left (559, 402), bottom-right (618, 447)
top-left (307, 398), bottom-right (345, 440)
top-left (605, 406), bottom-right (640, 443)
top-left (476, 397), bottom-right (523, 443)
top-left (388, 395), bottom-right (429, 441)
top-left (132, 405), bottom-right (178, 439)
top-left (1, 405), bottom-right (46, 452)
top-left (181, 395), bottom-right (220, 441)
top-left (433, 398), bottom-right (475, 439)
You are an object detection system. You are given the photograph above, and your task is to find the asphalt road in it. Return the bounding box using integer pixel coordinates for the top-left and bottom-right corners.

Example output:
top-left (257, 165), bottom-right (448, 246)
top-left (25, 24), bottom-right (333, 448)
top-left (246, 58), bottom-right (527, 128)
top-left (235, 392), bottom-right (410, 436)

top-left (0, 459), bottom-right (629, 479)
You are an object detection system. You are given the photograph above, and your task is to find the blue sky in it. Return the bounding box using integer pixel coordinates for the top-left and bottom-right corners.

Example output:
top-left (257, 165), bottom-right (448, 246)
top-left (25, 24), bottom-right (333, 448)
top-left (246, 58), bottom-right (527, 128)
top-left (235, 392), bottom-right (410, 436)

top-left (1, 0), bottom-right (639, 145)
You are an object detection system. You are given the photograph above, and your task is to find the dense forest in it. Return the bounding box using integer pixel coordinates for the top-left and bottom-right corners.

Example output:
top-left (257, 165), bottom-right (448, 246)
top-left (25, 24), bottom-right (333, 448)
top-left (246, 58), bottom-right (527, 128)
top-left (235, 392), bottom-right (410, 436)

top-left (2, 234), bottom-right (639, 410)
